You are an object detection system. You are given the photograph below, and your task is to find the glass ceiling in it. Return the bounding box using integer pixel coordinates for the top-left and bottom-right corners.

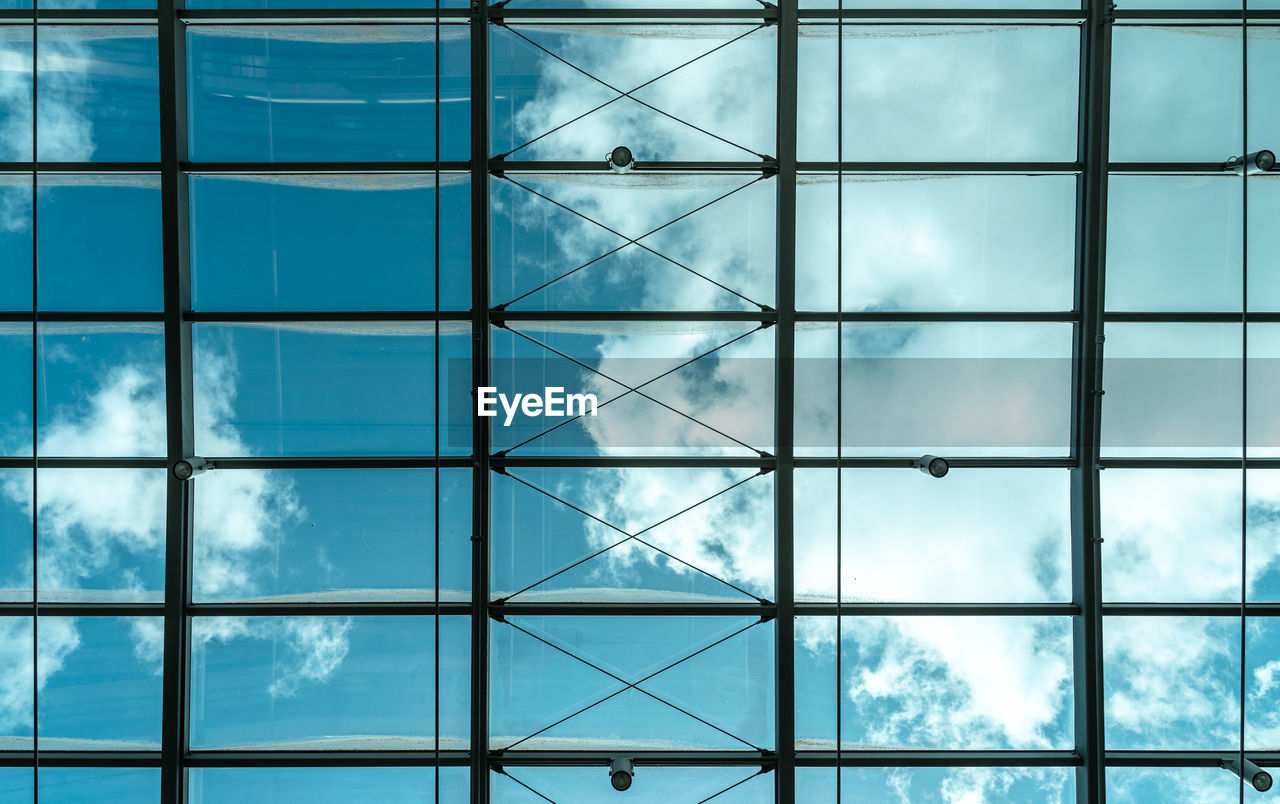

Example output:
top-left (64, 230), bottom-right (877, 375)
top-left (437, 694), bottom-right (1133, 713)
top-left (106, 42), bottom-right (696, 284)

top-left (0, 0), bottom-right (1276, 802)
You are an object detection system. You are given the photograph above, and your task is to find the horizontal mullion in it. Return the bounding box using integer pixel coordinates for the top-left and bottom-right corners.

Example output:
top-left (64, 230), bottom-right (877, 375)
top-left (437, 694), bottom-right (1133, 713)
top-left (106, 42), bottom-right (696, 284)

top-left (186, 310), bottom-right (470, 323)
top-left (795, 750), bottom-right (1081, 767)
top-left (180, 7), bottom-right (469, 22)
top-left (794, 457), bottom-right (1077, 469)
top-left (795, 310), bottom-right (1075, 322)
top-left (1100, 458), bottom-right (1280, 469)
top-left (494, 160), bottom-right (773, 173)
top-left (1103, 602), bottom-right (1280, 616)
top-left (1104, 311), bottom-right (1280, 323)
top-left (0, 602), bottom-right (164, 616)
top-left (0, 162), bottom-right (159, 172)
top-left (185, 750), bottom-right (471, 767)
top-left (798, 8), bottom-right (1083, 20)
top-left (494, 456), bottom-right (772, 469)
top-left (799, 161), bottom-right (1078, 173)
top-left (1114, 7), bottom-right (1280, 19)
top-left (199, 457), bottom-right (472, 469)
top-left (495, 310), bottom-right (775, 322)
top-left (796, 602), bottom-right (1078, 616)
top-left (1107, 751), bottom-right (1280, 767)
top-left (491, 750), bottom-right (772, 767)
top-left (1109, 162), bottom-right (1233, 173)
top-left (184, 161), bottom-right (470, 174)
top-left (488, 602), bottom-right (1080, 617)
top-left (0, 751), bottom-right (161, 767)
top-left (0, 311), bottom-right (164, 322)
top-left (188, 602), bottom-right (471, 616)
top-left (493, 602), bottom-right (774, 617)
top-left (493, 8), bottom-right (776, 21)
top-left (0, 457), bottom-right (168, 469)
top-left (0, 10), bottom-right (156, 21)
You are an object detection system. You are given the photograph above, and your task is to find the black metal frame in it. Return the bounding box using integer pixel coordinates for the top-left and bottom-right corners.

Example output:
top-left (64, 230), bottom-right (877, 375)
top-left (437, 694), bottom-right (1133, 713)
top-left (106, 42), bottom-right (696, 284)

top-left (2, 2), bottom-right (1275, 802)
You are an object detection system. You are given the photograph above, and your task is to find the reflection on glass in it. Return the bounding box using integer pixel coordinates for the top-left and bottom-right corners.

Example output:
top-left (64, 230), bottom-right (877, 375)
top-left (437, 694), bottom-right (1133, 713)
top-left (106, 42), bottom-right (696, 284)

top-left (37, 769), bottom-right (156, 804)
top-left (0, 617), bottom-right (33, 748)
top-left (191, 174), bottom-right (470, 312)
top-left (36, 323), bottom-right (166, 458)
top-left (492, 24), bottom-right (775, 162)
top-left (796, 174), bottom-right (1075, 312)
top-left (798, 25), bottom-right (1078, 161)
top-left (38, 617), bottom-right (162, 749)
top-left (187, 26), bottom-right (469, 162)
top-left (1249, 469), bottom-right (1280, 601)
top-left (794, 469), bottom-right (1070, 603)
top-left (192, 468), bottom-right (471, 603)
top-left (189, 616), bottom-right (469, 750)
top-left (796, 616), bottom-right (1073, 750)
top-left (492, 615), bottom-right (774, 751)
top-left (1250, 325), bottom-right (1280, 458)
top-left (493, 467), bottom-right (772, 603)
top-left (0, 326), bottom-right (33, 458)
top-left (1102, 469), bottom-right (1242, 603)
top-left (37, 175), bottom-right (162, 312)
top-left (188, 767), bottom-right (470, 804)
top-left (1250, 177), bottom-right (1280, 311)
top-left (36, 26), bottom-right (159, 162)
top-left (1110, 27), bottom-right (1242, 162)
top-left (193, 322), bottom-right (468, 457)
top-left (0, 470), bottom-right (31, 603)
top-left (0, 29), bottom-right (33, 161)
top-left (794, 766), bottom-right (1075, 802)
top-left (1107, 767), bottom-right (1240, 804)
top-left (1103, 616), bottom-right (1240, 750)
top-left (36, 469), bottom-right (165, 603)
top-left (0, 769), bottom-right (32, 803)
top-left (0, 176), bottom-right (32, 311)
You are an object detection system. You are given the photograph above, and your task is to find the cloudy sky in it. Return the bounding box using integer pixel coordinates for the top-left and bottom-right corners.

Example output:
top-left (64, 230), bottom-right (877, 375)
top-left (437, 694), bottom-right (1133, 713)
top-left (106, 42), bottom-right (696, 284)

top-left (1, 10), bottom-right (1279, 804)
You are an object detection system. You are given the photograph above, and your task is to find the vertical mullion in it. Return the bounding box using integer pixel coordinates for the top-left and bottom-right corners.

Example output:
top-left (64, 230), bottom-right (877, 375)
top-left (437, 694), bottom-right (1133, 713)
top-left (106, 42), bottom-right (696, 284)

top-left (775, 2), bottom-right (798, 802)
top-left (158, 0), bottom-right (192, 800)
top-left (1071, 0), bottom-right (1112, 800)
top-left (470, 3), bottom-right (491, 803)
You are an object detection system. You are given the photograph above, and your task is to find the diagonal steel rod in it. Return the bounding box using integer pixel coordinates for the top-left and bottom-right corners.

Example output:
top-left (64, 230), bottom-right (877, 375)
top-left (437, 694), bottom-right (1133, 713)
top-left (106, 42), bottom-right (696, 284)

top-left (696, 768), bottom-right (770, 803)
top-left (497, 770), bottom-right (557, 803)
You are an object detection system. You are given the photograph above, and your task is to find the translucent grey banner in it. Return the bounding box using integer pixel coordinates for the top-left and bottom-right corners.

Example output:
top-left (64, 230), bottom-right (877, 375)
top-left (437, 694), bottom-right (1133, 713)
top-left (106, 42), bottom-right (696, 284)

top-left (449, 358), bottom-right (1278, 452)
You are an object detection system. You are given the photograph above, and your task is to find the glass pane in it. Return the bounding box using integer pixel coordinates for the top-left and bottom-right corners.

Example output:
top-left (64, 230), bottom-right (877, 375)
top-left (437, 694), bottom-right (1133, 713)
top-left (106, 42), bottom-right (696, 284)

top-left (798, 26), bottom-right (1079, 161)
top-left (1110, 27), bottom-right (1242, 162)
top-left (1250, 176), bottom-right (1280, 312)
top-left (1249, 469), bottom-right (1280, 601)
top-left (0, 326), bottom-right (33, 458)
top-left (37, 769), bottom-right (157, 804)
top-left (36, 323), bottom-right (166, 458)
top-left (793, 767), bottom-right (1075, 802)
top-left (38, 616), bottom-right (163, 749)
top-left (1250, 324), bottom-right (1280, 457)
top-left (796, 174), bottom-right (1076, 312)
top-left (37, 175), bottom-right (162, 312)
top-left (796, 616), bottom-right (1073, 749)
top-left (0, 176), bottom-right (32, 311)
top-left (0, 469), bottom-right (31, 603)
top-left (191, 174), bottom-right (470, 312)
top-left (1107, 767), bottom-right (1240, 804)
top-left (492, 615), bottom-right (774, 750)
top-left (0, 617), bottom-right (33, 748)
top-left (492, 766), bottom-right (773, 802)
top-left (0, 770), bottom-right (32, 804)
top-left (1249, 26), bottom-right (1280, 152)
top-left (37, 26), bottom-right (159, 162)
top-left (490, 173), bottom-right (775, 312)
top-left (37, 469), bottom-right (166, 603)
top-left (1101, 323), bottom-right (1242, 458)
top-left (187, 26), bottom-right (469, 162)
top-left (794, 468), bottom-right (1071, 603)
top-left (491, 24), bottom-right (775, 161)
top-left (1104, 616), bottom-right (1240, 749)
top-left (1106, 175), bottom-right (1242, 312)
top-left (193, 322), bottom-right (467, 457)
top-left (492, 467), bottom-right (772, 603)
top-left (188, 768), bottom-right (469, 803)
top-left (192, 468), bottom-right (471, 603)
top-left (0, 29), bottom-right (33, 162)
top-left (189, 615), bottom-right (469, 749)
top-left (1101, 469), bottom-right (1242, 603)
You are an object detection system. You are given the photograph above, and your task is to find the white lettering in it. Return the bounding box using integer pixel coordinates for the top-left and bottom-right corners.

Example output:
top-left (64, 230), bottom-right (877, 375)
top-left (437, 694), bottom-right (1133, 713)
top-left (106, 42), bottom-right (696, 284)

top-left (567, 393), bottom-right (598, 417)
top-left (476, 387), bottom-right (598, 424)
top-left (477, 387), bottom-right (498, 417)
top-left (543, 386), bottom-right (564, 416)
top-left (521, 394), bottom-right (543, 417)
top-left (499, 393), bottom-right (522, 427)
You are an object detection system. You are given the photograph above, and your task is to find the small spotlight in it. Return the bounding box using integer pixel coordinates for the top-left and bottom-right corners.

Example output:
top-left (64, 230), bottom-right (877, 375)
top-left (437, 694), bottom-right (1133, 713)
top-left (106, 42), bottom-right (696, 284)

top-left (607, 146), bottom-right (635, 174)
top-left (1225, 150), bottom-right (1276, 176)
top-left (913, 455), bottom-right (949, 478)
top-left (173, 457), bottom-right (210, 481)
top-left (1224, 757), bottom-right (1273, 792)
top-left (609, 757), bottom-right (635, 791)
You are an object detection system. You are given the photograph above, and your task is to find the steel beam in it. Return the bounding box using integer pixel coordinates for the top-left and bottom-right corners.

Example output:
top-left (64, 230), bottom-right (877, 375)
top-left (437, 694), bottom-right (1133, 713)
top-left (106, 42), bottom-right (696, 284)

top-left (796, 751), bottom-right (1082, 767)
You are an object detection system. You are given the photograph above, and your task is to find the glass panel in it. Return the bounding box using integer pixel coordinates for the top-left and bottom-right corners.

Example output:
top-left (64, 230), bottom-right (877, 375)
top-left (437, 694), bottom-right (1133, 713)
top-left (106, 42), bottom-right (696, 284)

top-left (0, 770), bottom-right (32, 804)
top-left (188, 768), bottom-right (470, 804)
top-left (1101, 323), bottom-right (1242, 458)
top-left (1106, 175), bottom-right (1242, 312)
top-left (191, 174), bottom-right (470, 312)
top-left (1250, 176), bottom-right (1280, 312)
top-left (795, 174), bottom-right (1076, 312)
top-left (794, 468), bottom-right (1071, 603)
top-left (192, 322), bottom-right (467, 457)
top-left (1107, 767), bottom-right (1240, 804)
top-left (37, 175), bottom-right (162, 312)
top-left (492, 467), bottom-right (772, 603)
top-left (0, 326), bottom-right (33, 458)
top-left (793, 767), bottom-right (1075, 802)
top-left (798, 25), bottom-right (1079, 161)
top-left (492, 766), bottom-right (773, 802)
top-left (492, 615), bottom-right (774, 750)
top-left (38, 769), bottom-right (157, 804)
top-left (0, 469), bottom-right (31, 603)
top-left (796, 616), bottom-right (1073, 749)
top-left (1248, 26), bottom-right (1280, 151)
top-left (37, 616), bottom-right (162, 749)
top-left (794, 322), bottom-right (1072, 457)
top-left (36, 323), bottom-right (166, 458)
top-left (189, 0), bottom-right (466, 8)
top-left (1250, 324), bottom-right (1280, 458)
top-left (1102, 469), bottom-right (1242, 603)
top-left (491, 24), bottom-right (775, 162)
top-left (0, 617), bottom-right (33, 748)
top-left (0, 175), bottom-right (32, 311)
top-left (37, 469), bottom-right (166, 603)
top-left (1249, 469), bottom-right (1280, 601)
top-left (0, 29), bottom-right (33, 162)
top-left (490, 173), bottom-right (775, 312)
top-left (1104, 616), bottom-right (1240, 749)
top-left (489, 321), bottom-right (774, 457)
top-left (1110, 27), bottom-right (1242, 162)
top-left (192, 468), bottom-right (471, 603)
top-left (187, 26), bottom-right (469, 162)
top-left (189, 615), bottom-right (469, 749)
top-left (36, 26), bottom-right (159, 162)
